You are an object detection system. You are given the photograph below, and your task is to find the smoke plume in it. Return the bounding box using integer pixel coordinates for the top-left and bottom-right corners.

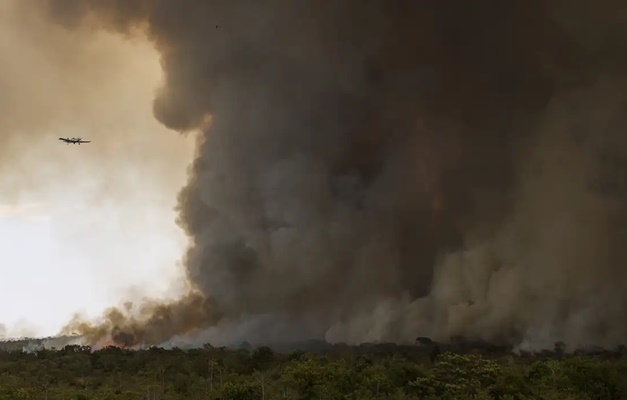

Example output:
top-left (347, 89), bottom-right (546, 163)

top-left (37, 0), bottom-right (627, 350)
top-left (0, 0), bottom-right (195, 223)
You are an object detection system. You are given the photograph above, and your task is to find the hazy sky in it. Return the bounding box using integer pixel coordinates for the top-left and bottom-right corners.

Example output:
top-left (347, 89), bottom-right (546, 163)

top-left (0, 1), bottom-right (195, 338)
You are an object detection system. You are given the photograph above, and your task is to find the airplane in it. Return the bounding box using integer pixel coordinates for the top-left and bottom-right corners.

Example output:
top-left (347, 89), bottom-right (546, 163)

top-left (59, 137), bottom-right (91, 145)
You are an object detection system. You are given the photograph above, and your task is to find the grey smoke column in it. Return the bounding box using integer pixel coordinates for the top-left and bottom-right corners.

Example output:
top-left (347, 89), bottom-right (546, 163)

top-left (43, 0), bottom-right (627, 349)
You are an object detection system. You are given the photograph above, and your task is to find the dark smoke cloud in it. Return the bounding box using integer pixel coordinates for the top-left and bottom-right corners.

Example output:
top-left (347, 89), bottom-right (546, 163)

top-left (42, 0), bottom-right (627, 350)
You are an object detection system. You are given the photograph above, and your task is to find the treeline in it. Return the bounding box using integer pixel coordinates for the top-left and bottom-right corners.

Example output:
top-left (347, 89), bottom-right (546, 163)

top-left (0, 343), bottom-right (625, 400)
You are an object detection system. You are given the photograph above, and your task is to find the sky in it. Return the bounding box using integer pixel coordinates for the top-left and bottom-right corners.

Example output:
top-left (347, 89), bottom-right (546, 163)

top-left (0, 1), bottom-right (195, 338)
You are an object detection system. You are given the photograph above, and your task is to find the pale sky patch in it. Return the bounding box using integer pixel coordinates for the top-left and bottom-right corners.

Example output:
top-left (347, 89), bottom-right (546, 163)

top-left (0, 1), bottom-right (195, 338)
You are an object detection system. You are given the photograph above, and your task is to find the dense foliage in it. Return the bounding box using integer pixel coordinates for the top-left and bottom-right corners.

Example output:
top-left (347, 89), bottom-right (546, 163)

top-left (0, 342), bottom-right (625, 400)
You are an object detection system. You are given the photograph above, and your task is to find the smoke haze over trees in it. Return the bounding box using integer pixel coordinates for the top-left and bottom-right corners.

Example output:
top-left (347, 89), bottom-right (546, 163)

top-left (27, 0), bottom-right (627, 350)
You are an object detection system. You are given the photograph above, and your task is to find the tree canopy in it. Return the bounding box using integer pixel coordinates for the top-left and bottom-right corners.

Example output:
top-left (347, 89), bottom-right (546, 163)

top-left (0, 341), bottom-right (624, 399)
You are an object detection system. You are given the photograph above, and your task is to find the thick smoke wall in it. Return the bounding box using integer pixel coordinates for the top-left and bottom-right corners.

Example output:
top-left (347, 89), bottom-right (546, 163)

top-left (41, 0), bottom-right (627, 350)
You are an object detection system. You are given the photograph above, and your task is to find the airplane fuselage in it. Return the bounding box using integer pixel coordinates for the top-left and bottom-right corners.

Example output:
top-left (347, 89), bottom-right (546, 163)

top-left (59, 137), bottom-right (91, 145)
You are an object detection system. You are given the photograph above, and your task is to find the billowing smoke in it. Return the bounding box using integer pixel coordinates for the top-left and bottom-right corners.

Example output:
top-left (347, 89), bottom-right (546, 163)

top-left (37, 0), bottom-right (627, 350)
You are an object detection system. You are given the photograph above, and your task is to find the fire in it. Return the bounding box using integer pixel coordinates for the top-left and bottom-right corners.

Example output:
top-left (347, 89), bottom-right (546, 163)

top-left (92, 340), bottom-right (128, 351)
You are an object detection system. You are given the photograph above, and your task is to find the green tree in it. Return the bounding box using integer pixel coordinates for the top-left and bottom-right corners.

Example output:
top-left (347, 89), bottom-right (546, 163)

top-left (251, 346), bottom-right (275, 371)
top-left (563, 357), bottom-right (622, 400)
top-left (411, 352), bottom-right (501, 399)
top-left (221, 381), bottom-right (262, 400)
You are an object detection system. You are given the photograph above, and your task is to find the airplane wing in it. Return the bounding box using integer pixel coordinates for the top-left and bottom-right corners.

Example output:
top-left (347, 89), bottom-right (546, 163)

top-left (58, 137), bottom-right (90, 143)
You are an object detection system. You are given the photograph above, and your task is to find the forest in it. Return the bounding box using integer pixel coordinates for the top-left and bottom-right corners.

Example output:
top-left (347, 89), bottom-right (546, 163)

top-left (0, 339), bottom-right (625, 400)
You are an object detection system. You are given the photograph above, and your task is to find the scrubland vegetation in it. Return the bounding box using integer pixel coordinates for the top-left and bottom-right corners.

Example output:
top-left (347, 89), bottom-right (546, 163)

top-left (0, 340), bottom-right (625, 400)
